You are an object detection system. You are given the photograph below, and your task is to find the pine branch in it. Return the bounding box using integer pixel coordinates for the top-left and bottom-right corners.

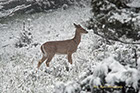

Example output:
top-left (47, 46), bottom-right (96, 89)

top-left (93, 30), bottom-right (140, 44)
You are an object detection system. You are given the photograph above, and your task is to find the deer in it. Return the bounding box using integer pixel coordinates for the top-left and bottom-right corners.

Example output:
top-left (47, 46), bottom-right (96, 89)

top-left (37, 23), bottom-right (88, 69)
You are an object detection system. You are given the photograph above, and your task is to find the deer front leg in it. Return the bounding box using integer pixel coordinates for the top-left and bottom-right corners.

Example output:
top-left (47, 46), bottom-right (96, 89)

top-left (45, 53), bottom-right (55, 67)
top-left (37, 55), bottom-right (47, 69)
top-left (67, 52), bottom-right (73, 64)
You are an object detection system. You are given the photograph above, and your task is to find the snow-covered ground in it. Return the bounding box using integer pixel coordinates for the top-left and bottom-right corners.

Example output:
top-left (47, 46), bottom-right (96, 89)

top-left (1, 1), bottom-right (140, 93)
top-left (127, 0), bottom-right (140, 7)
top-left (0, 4), bottom-right (102, 93)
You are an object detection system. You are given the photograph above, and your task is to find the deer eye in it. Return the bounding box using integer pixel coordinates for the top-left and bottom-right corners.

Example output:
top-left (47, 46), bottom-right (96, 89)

top-left (82, 28), bottom-right (85, 31)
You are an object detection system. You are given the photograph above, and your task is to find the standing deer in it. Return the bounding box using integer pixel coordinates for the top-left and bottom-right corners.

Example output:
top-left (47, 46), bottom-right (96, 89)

top-left (37, 23), bottom-right (88, 69)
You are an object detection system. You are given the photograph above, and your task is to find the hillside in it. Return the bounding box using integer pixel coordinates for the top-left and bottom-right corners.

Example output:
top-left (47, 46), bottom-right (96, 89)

top-left (0, 0), bottom-right (140, 93)
top-left (0, 3), bottom-right (94, 93)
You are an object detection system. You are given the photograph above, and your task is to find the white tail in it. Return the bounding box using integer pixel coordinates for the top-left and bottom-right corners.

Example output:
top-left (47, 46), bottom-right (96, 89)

top-left (37, 23), bottom-right (88, 69)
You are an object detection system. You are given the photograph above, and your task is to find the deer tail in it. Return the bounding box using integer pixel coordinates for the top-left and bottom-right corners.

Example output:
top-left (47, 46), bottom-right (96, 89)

top-left (41, 45), bottom-right (47, 56)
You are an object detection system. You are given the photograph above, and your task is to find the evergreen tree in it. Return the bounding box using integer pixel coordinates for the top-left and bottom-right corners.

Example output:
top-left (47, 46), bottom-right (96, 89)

top-left (88, 0), bottom-right (140, 43)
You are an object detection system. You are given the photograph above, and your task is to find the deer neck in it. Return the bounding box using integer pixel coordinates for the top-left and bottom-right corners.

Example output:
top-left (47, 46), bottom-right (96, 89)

top-left (73, 30), bottom-right (81, 45)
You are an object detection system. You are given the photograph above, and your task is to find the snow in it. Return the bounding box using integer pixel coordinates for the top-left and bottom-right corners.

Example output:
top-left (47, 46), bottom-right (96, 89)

top-left (0, 4), bottom-right (95, 93)
top-left (138, 58), bottom-right (140, 66)
top-left (0, 0), bottom-right (140, 92)
top-left (105, 72), bottom-right (121, 85)
top-left (0, 4), bottom-right (32, 18)
top-left (90, 77), bottom-right (101, 86)
top-left (105, 59), bottom-right (139, 90)
top-left (54, 81), bottom-right (81, 93)
top-left (93, 62), bottom-right (108, 77)
top-left (125, 67), bottom-right (139, 90)
top-left (92, 57), bottom-right (140, 90)
top-left (54, 82), bottom-right (65, 93)
top-left (127, 0), bottom-right (140, 7)
top-left (109, 61), bottom-right (126, 73)
top-left (81, 75), bottom-right (93, 85)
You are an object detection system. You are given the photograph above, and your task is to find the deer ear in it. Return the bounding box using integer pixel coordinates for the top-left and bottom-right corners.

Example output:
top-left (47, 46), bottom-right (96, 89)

top-left (73, 23), bottom-right (78, 28)
top-left (78, 24), bottom-right (81, 27)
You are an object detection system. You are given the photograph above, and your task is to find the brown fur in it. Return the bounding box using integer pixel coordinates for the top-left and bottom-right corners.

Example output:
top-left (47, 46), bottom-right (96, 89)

top-left (37, 23), bottom-right (88, 69)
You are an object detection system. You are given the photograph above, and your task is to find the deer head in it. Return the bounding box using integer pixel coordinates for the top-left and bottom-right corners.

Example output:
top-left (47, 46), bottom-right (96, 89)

top-left (74, 23), bottom-right (88, 34)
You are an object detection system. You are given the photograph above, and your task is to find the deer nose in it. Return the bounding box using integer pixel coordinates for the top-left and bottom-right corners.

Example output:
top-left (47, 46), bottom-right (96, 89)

top-left (86, 31), bottom-right (88, 33)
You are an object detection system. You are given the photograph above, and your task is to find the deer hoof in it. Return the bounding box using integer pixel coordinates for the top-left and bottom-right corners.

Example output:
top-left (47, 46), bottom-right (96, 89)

top-left (46, 63), bottom-right (49, 67)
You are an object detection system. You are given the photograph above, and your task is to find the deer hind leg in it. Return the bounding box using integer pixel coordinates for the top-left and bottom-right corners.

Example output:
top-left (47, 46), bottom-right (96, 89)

top-left (37, 55), bottom-right (47, 69)
top-left (45, 53), bottom-right (55, 67)
top-left (67, 52), bottom-right (73, 64)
